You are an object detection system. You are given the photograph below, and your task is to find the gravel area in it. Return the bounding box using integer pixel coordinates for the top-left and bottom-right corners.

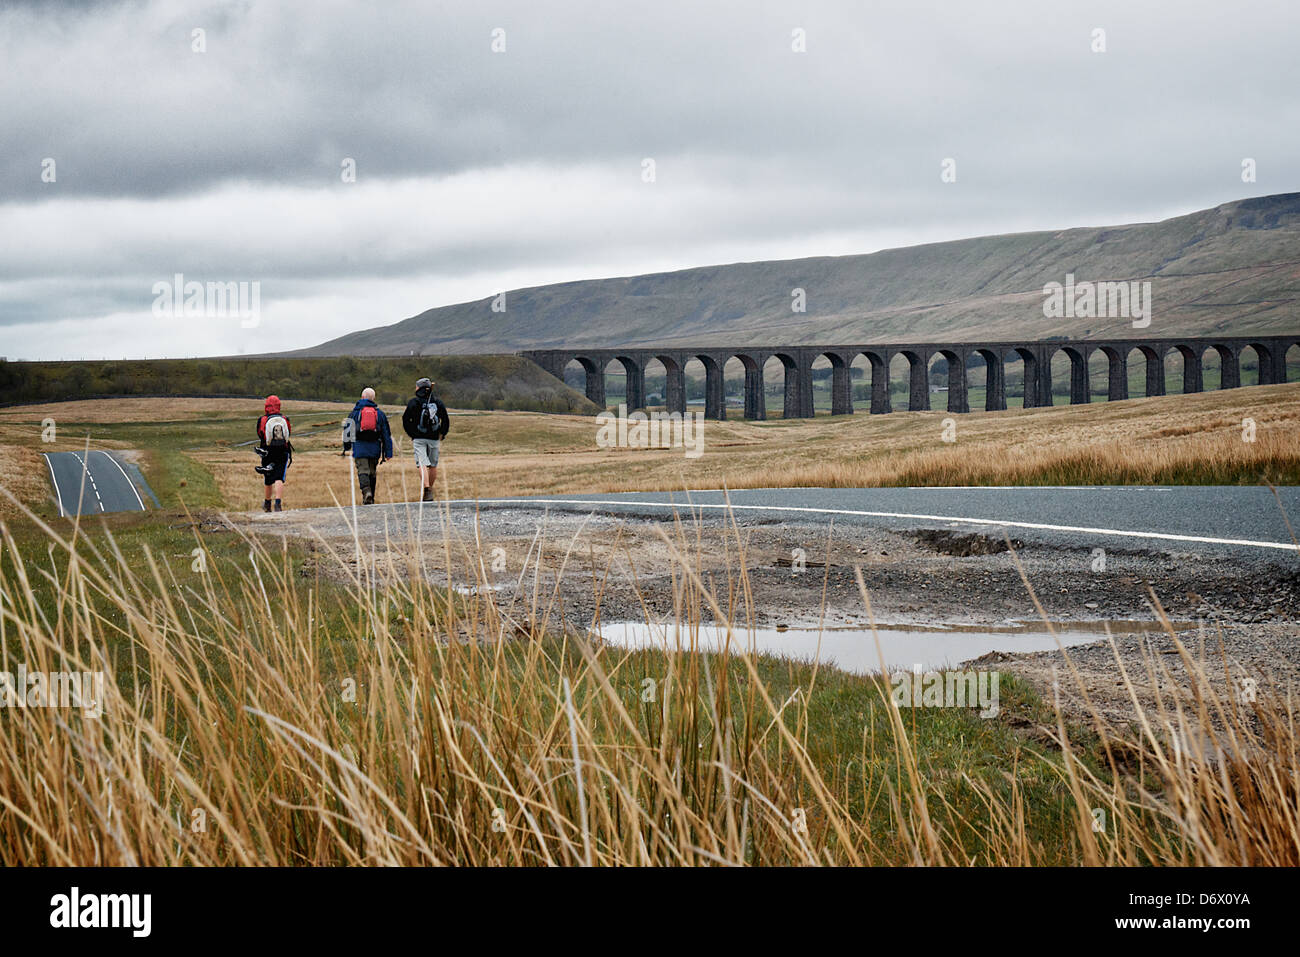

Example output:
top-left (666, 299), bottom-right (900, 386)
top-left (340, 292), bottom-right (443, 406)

top-left (228, 500), bottom-right (1300, 720)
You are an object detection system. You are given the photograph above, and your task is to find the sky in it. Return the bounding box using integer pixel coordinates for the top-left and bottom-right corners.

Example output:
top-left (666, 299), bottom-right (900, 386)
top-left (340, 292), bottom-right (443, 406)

top-left (2, 0), bottom-right (1298, 360)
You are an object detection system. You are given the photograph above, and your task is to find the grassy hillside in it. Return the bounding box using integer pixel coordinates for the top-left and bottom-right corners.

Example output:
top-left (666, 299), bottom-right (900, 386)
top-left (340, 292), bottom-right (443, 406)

top-left (302, 193), bottom-right (1300, 355)
top-left (0, 354), bottom-right (598, 414)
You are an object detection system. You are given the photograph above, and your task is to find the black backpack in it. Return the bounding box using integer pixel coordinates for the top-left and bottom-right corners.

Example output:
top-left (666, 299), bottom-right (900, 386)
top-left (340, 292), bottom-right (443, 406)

top-left (419, 398), bottom-right (440, 436)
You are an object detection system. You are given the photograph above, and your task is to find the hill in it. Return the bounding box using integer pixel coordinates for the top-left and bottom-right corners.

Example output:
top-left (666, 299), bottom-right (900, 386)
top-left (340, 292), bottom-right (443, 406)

top-left (0, 355), bottom-right (598, 413)
top-left (301, 193), bottom-right (1300, 355)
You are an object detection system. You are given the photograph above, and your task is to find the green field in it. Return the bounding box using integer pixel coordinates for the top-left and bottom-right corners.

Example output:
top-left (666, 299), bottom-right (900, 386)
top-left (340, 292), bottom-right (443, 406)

top-left (0, 354), bottom-right (597, 414)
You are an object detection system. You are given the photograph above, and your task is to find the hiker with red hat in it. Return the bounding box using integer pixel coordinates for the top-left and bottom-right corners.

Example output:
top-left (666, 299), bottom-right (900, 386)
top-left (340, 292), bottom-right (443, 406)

top-left (255, 395), bottom-right (293, 512)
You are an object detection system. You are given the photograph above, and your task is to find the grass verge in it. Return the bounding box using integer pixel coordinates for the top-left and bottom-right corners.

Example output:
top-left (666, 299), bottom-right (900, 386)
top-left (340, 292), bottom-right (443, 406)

top-left (0, 497), bottom-right (1294, 865)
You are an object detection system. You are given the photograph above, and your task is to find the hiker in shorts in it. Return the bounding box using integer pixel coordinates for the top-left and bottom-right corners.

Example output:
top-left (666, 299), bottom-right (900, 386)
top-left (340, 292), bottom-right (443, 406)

top-left (255, 395), bottom-right (292, 512)
top-left (401, 377), bottom-right (450, 502)
top-left (345, 387), bottom-right (392, 505)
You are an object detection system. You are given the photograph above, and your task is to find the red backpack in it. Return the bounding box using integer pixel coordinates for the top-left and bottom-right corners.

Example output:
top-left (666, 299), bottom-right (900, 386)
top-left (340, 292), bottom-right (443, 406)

top-left (357, 405), bottom-right (379, 441)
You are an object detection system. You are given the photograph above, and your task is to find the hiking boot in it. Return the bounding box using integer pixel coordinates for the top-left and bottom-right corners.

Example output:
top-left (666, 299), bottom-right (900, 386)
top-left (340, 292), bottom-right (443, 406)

top-left (421, 487), bottom-right (434, 502)
top-left (362, 491), bottom-right (375, 505)
top-left (274, 501), bottom-right (282, 512)
top-left (263, 500), bottom-right (272, 512)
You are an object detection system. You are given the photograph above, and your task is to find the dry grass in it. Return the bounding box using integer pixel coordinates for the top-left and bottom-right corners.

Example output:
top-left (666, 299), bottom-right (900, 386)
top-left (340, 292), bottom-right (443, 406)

top-left (193, 383), bottom-right (1300, 510)
top-left (760, 428), bottom-right (1298, 489)
top-left (0, 493), bottom-right (1296, 866)
top-left (0, 385), bottom-right (1296, 514)
top-left (0, 446), bottom-right (50, 521)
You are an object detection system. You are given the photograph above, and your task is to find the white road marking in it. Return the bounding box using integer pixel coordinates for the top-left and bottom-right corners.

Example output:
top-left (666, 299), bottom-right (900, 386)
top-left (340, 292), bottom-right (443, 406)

top-left (68, 451), bottom-right (104, 513)
top-left (43, 453), bottom-right (65, 518)
top-left (901, 486), bottom-right (1172, 492)
top-left (666, 485), bottom-right (1173, 493)
top-left (460, 497), bottom-right (1300, 554)
top-left (44, 450), bottom-right (146, 516)
top-left (96, 450), bottom-right (146, 510)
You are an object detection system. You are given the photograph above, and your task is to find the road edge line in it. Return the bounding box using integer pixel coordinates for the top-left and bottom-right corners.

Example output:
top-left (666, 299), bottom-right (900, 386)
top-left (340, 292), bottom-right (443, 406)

top-left (42, 453), bottom-right (64, 519)
top-left (463, 497), bottom-right (1300, 554)
top-left (98, 450), bottom-right (146, 511)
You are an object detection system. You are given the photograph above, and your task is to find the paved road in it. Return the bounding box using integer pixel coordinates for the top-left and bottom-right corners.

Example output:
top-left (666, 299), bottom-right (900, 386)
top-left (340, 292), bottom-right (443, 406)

top-left (44, 450), bottom-right (147, 517)
top-left (459, 486), bottom-right (1300, 562)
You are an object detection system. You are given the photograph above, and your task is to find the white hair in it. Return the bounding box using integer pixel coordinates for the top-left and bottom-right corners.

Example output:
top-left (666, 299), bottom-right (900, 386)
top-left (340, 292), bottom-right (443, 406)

top-left (361, 387), bottom-right (376, 400)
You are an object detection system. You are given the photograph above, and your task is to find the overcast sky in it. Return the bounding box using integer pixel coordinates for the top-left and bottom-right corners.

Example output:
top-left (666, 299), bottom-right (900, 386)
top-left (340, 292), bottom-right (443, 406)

top-left (2, 0), bottom-right (1297, 360)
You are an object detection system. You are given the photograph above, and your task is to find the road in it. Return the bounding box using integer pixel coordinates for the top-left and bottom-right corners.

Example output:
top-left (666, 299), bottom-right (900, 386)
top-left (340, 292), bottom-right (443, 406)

top-left (44, 450), bottom-right (148, 517)
top-left (459, 486), bottom-right (1300, 561)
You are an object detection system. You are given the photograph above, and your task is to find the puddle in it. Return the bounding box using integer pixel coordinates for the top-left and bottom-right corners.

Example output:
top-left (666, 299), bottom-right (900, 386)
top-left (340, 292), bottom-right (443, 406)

top-left (598, 620), bottom-right (1183, 674)
top-left (453, 584), bottom-right (504, 596)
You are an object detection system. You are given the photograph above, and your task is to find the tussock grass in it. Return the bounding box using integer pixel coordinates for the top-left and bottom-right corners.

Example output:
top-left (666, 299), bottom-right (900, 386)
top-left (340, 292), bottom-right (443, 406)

top-left (0, 492), bottom-right (1296, 865)
top-left (762, 428), bottom-right (1299, 489)
top-left (0, 446), bottom-right (49, 521)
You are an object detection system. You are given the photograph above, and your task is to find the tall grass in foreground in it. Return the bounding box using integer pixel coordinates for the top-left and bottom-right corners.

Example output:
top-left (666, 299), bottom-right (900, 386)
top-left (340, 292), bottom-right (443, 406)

top-left (0, 494), bottom-right (1296, 865)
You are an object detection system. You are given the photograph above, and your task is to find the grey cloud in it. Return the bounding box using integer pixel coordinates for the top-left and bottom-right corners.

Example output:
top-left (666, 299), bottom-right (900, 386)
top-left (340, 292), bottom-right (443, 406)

top-left (1, 0), bottom-right (1298, 358)
top-left (3, 0), bottom-right (1297, 202)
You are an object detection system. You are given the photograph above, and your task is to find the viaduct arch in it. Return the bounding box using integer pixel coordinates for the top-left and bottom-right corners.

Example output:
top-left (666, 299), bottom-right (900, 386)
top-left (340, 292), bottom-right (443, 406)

top-left (522, 335), bottom-right (1297, 420)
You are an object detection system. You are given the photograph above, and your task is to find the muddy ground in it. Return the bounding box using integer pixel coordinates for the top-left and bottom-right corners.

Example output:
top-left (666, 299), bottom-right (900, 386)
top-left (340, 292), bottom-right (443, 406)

top-left (227, 502), bottom-right (1300, 723)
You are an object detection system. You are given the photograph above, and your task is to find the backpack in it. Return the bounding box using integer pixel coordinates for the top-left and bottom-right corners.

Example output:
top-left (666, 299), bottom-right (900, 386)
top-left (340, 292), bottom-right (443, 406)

top-left (419, 398), bottom-right (440, 436)
top-left (357, 405), bottom-right (380, 441)
top-left (263, 414), bottom-right (290, 452)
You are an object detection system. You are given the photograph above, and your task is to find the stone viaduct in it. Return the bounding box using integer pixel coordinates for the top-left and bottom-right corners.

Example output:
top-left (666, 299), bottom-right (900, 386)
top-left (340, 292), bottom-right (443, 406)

top-left (521, 335), bottom-right (1299, 419)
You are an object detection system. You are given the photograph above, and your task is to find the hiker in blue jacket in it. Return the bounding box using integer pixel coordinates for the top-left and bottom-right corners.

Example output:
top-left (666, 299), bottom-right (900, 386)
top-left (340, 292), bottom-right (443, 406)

top-left (344, 387), bottom-right (393, 504)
